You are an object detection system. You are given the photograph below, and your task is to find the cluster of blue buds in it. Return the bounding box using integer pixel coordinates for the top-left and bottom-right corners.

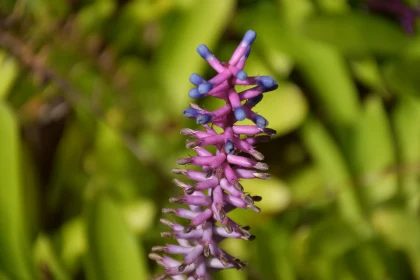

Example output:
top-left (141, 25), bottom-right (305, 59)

top-left (150, 30), bottom-right (278, 280)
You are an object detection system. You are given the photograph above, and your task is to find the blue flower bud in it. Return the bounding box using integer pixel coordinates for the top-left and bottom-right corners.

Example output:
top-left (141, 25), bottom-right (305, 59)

top-left (183, 108), bottom-right (200, 118)
top-left (252, 114), bottom-right (268, 129)
top-left (236, 70), bottom-right (247, 81)
top-left (198, 82), bottom-right (213, 94)
top-left (234, 107), bottom-right (246, 121)
top-left (244, 47), bottom-right (251, 58)
top-left (225, 140), bottom-right (234, 154)
top-left (247, 94), bottom-right (263, 106)
top-left (197, 44), bottom-right (212, 59)
top-left (256, 76), bottom-right (277, 90)
top-left (196, 114), bottom-right (212, 125)
top-left (189, 88), bottom-right (204, 99)
top-left (190, 73), bottom-right (204, 86)
top-left (242, 30), bottom-right (257, 46)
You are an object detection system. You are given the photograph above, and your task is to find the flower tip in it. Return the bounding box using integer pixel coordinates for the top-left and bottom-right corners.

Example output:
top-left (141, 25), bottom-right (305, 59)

top-left (198, 82), bottom-right (213, 94)
top-left (149, 253), bottom-right (162, 261)
top-left (254, 162), bottom-right (269, 171)
top-left (162, 208), bottom-right (177, 214)
top-left (253, 172), bottom-right (271, 179)
top-left (247, 94), bottom-right (263, 107)
top-left (183, 225), bottom-right (194, 233)
top-left (196, 113), bottom-right (212, 125)
top-left (224, 140), bottom-right (235, 154)
top-left (234, 182), bottom-right (244, 191)
top-left (242, 30), bottom-right (257, 46)
top-left (250, 205), bottom-right (261, 213)
top-left (153, 275), bottom-right (168, 280)
top-left (189, 73), bottom-right (204, 86)
top-left (160, 218), bottom-right (174, 227)
top-left (160, 232), bottom-right (173, 238)
top-left (236, 70), bottom-right (248, 81)
top-left (152, 246), bottom-right (166, 252)
top-left (185, 139), bottom-right (199, 148)
top-left (197, 44), bottom-right (211, 59)
top-left (234, 107), bottom-right (246, 121)
top-left (250, 149), bottom-right (264, 161)
top-left (178, 264), bottom-right (187, 272)
top-left (180, 128), bottom-right (195, 135)
top-left (172, 168), bottom-right (187, 175)
top-left (169, 197), bottom-right (182, 203)
top-left (189, 88), bottom-right (204, 99)
top-left (177, 158), bottom-right (192, 165)
top-left (244, 46), bottom-right (251, 58)
top-left (256, 76), bottom-right (278, 92)
top-left (185, 186), bottom-right (195, 195)
top-left (253, 114), bottom-right (269, 129)
top-left (183, 107), bottom-right (199, 118)
top-left (263, 127), bottom-right (276, 136)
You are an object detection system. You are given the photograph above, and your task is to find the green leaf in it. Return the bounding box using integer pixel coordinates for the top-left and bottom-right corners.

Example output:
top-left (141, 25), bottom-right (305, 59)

top-left (303, 13), bottom-right (410, 56)
top-left (0, 51), bottom-right (18, 100)
top-left (306, 218), bottom-right (362, 280)
top-left (0, 270), bottom-right (11, 280)
top-left (75, 0), bottom-right (116, 35)
top-left (255, 224), bottom-right (296, 280)
top-left (350, 59), bottom-right (388, 95)
top-left (301, 118), bottom-right (368, 234)
top-left (56, 218), bottom-right (86, 275)
top-left (345, 242), bottom-right (394, 280)
top-left (308, 218), bottom-right (361, 259)
top-left (33, 235), bottom-right (70, 280)
top-left (240, 4), bottom-right (360, 131)
top-left (154, 0), bottom-right (235, 114)
top-left (385, 57), bottom-right (420, 98)
top-left (392, 97), bottom-right (420, 213)
top-left (0, 102), bottom-right (36, 279)
top-left (373, 208), bottom-right (420, 278)
top-left (350, 96), bottom-right (397, 206)
top-left (286, 165), bottom-right (324, 205)
top-left (85, 195), bottom-right (149, 280)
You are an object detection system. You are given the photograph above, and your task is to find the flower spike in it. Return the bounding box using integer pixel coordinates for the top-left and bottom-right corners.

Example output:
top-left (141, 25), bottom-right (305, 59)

top-left (151, 30), bottom-right (278, 279)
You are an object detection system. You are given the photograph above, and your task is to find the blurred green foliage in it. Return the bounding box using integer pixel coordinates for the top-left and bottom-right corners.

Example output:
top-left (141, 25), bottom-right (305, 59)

top-left (1, 0), bottom-right (420, 279)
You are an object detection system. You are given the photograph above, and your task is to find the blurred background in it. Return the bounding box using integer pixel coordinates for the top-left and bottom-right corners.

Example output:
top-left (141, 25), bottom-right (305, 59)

top-left (1, 0), bottom-right (420, 279)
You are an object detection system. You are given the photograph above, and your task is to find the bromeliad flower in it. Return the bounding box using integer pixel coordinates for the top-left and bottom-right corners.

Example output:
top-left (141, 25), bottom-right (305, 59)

top-left (150, 30), bottom-right (278, 280)
top-left (366, 0), bottom-right (420, 34)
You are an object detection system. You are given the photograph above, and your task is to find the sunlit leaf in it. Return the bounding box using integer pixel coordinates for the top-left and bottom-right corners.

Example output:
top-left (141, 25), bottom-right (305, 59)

top-left (350, 96), bottom-right (397, 206)
top-left (85, 195), bottom-right (149, 280)
top-left (0, 102), bottom-right (36, 279)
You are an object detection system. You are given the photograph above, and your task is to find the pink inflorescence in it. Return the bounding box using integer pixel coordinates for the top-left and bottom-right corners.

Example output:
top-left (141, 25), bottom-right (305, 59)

top-left (149, 30), bottom-right (278, 280)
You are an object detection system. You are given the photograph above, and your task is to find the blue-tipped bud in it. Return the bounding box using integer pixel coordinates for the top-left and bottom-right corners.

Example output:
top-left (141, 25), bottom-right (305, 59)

top-left (197, 44), bottom-right (212, 59)
top-left (190, 73), bottom-right (204, 86)
top-left (244, 47), bottom-right (251, 58)
top-left (189, 88), bottom-right (204, 99)
top-left (252, 114), bottom-right (269, 129)
top-left (183, 108), bottom-right (200, 118)
top-left (234, 107), bottom-right (246, 121)
top-left (196, 114), bottom-right (212, 125)
top-left (247, 94), bottom-right (263, 107)
top-left (257, 76), bottom-right (278, 92)
top-left (198, 82), bottom-right (213, 94)
top-left (225, 140), bottom-right (235, 154)
top-left (236, 70), bottom-right (247, 81)
top-left (242, 30), bottom-right (257, 46)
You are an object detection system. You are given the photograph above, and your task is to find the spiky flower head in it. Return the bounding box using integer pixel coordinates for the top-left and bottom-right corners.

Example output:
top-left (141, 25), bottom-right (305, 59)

top-left (150, 30), bottom-right (277, 280)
